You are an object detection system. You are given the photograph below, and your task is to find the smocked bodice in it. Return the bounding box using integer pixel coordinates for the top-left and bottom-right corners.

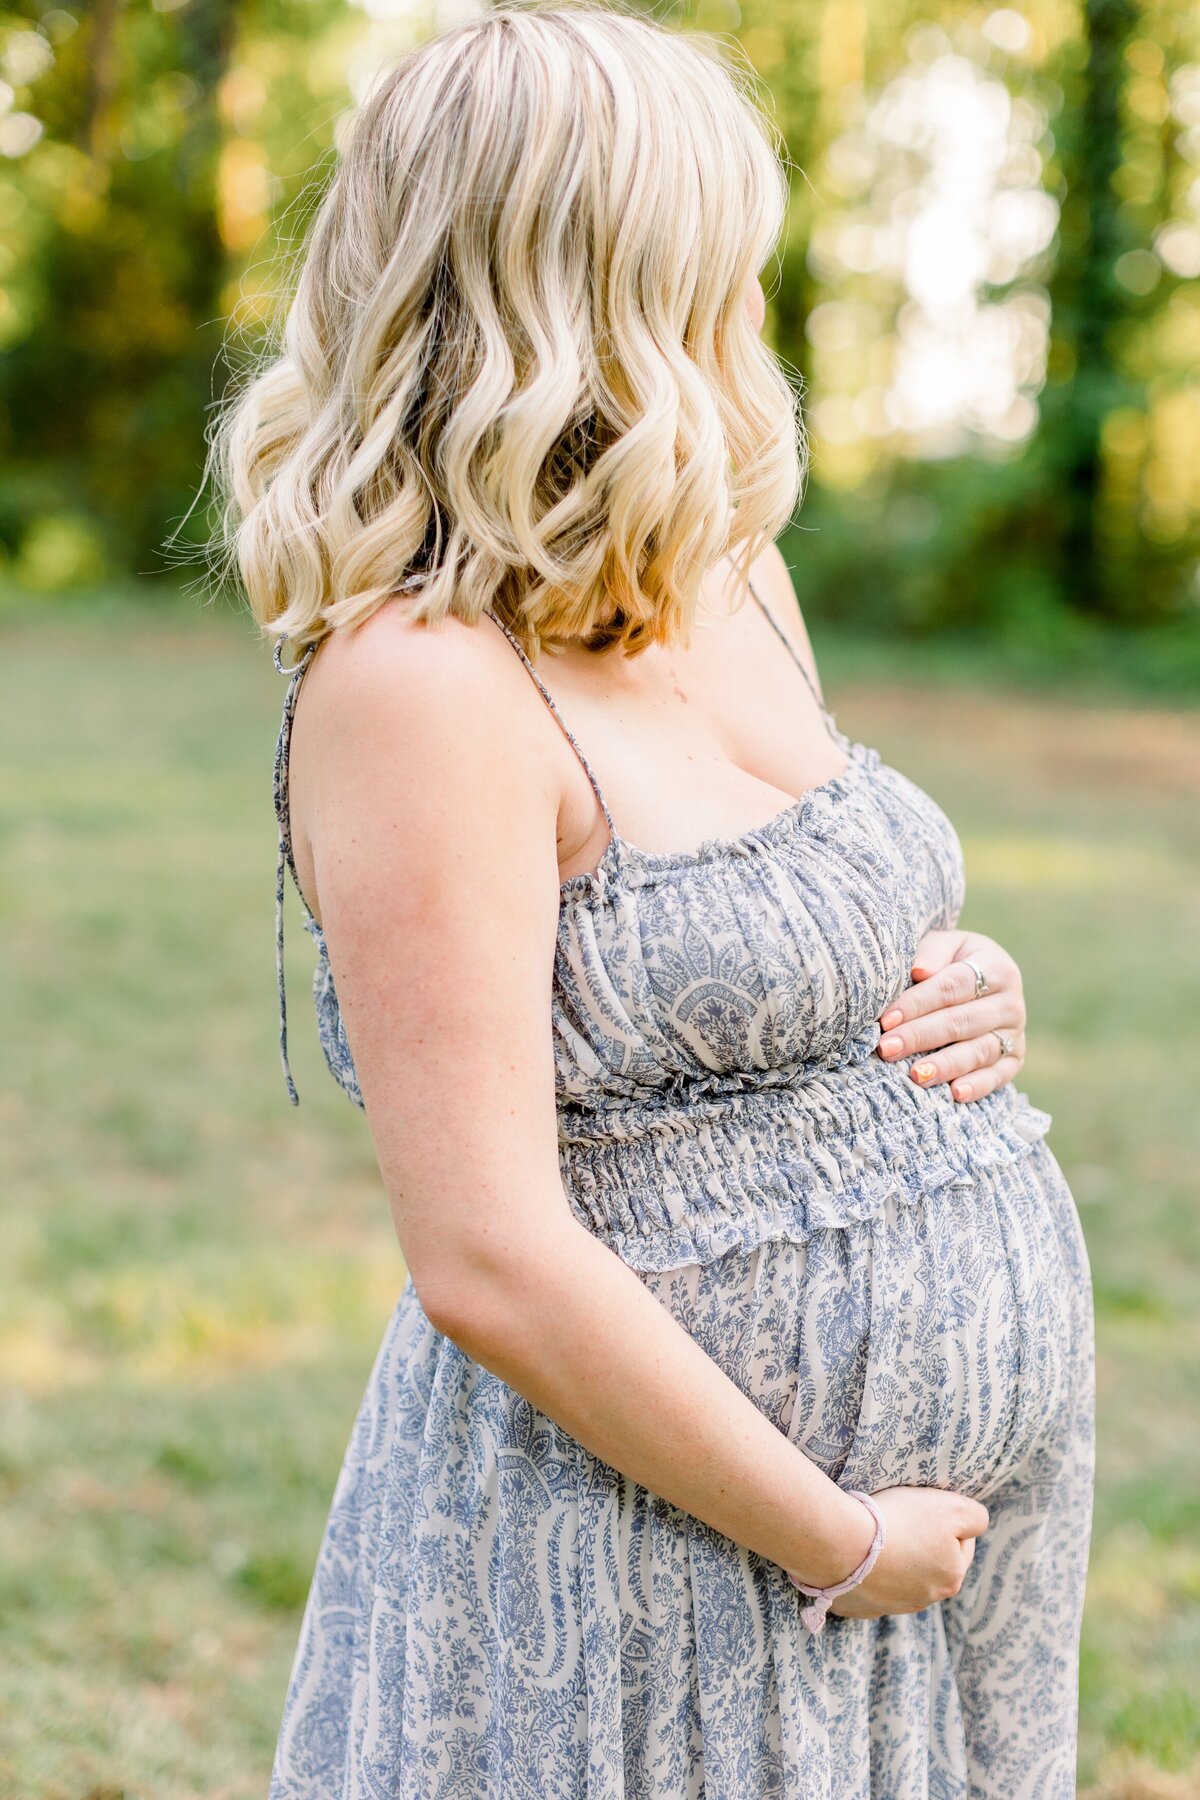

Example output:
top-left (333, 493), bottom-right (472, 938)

top-left (294, 728), bottom-right (960, 1094)
top-left (272, 595), bottom-right (1053, 1273)
top-left (552, 738), bottom-right (960, 1102)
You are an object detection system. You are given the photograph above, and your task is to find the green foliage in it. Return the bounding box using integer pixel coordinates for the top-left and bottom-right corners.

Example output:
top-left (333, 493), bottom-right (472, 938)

top-left (0, 0), bottom-right (1198, 658)
top-left (0, 0), bottom-right (349, 576)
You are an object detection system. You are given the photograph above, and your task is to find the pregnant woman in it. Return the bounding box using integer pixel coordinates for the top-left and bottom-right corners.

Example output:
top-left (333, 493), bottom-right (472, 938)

top-left (212, 6), bottom-right (1095, 1794)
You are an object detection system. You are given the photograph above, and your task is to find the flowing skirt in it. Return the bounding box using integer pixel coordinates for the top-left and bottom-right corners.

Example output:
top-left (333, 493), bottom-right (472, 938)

top-left (267, 1137), bottom-right (1094, 1800)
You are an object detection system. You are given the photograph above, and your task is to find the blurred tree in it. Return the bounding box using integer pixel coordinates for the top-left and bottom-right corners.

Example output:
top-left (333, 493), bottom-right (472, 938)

top-left (0, 0), bottom-right (1196, 650)
top-left (0, 0), bottom-right (349, 580)
top-left (1052, 0), bottom-right (1140, 617)
top-left (692, 0), bottom-right (1200, 637)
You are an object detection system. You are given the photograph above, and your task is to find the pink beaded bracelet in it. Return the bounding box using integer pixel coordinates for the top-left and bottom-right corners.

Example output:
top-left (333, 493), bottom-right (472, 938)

top-left (785, 1490), bottom-right (886, 1634)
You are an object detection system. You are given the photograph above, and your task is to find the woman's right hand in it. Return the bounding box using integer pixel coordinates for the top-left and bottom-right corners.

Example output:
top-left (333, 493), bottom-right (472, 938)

top-left (826, 1486), bottom-right (991, 1619)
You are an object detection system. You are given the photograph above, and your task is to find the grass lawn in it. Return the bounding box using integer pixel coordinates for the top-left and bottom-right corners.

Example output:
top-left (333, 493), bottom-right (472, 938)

top-left (1, 592), bottom-right (1197, 1799)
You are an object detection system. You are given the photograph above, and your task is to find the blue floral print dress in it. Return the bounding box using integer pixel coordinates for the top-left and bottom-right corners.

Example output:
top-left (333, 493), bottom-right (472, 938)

top-left (265, 581), bottom-right (1095, 1800)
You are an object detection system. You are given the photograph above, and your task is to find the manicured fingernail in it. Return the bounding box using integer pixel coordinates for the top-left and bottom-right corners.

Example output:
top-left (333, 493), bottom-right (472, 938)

top-left (953, 1080), bottom-right (972, 1100)
top-left (880, 1010), bottom-right (902, 1030)
top-left (880, 1034), bottom-right (903, 1055)
top-left (913, 1061), bottom-right (937, 1082)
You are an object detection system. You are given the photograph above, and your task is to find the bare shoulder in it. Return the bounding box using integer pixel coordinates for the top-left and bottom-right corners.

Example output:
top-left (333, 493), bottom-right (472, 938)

top-left (747, 541), bottom-right (826, 702)
top-left (295, 603), bottom-right (560, 810)
top-left (288, 602), bottom-right (564, 922)
top-left (300, 603), bottom-right (532, 752)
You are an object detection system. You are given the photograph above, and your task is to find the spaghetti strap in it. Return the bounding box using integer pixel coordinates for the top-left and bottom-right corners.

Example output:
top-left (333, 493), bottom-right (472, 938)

top-left (486, 613), bottom-right (619, 843)
top-left (745, 575), bottom-right (848, 753)
top-left (273, 633), bottom-right (319, 1106)
top-left (273, 613), bottom-right (619, 1106)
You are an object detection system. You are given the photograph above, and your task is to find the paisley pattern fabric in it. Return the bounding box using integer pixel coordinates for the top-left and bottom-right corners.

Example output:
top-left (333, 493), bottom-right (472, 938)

top-left (266, 585), bottom-right (1095, 1799)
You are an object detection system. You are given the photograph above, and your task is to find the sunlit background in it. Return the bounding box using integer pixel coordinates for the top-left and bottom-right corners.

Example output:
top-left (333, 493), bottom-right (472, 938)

top-left (1, 2), bottom-right (1198, 1796)
top-left (3, 0), bottom-right (1200, 653)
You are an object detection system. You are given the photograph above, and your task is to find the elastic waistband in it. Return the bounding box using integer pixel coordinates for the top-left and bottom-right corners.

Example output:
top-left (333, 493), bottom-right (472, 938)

top-left (557, 1065), bottom-right (1053, 1271)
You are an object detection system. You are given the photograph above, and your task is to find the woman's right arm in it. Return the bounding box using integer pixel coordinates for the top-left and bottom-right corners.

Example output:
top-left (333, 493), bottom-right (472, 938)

top-left (289, 607), bottom-right (986, 1608)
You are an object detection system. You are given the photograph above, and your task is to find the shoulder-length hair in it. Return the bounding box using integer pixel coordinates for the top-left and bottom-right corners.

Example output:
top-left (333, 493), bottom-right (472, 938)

top-left (208, 0), bottom-right (804, 660)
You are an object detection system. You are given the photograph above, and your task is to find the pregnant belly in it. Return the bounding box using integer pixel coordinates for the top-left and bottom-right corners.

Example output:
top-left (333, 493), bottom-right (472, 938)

top-left (634, 1138), bottom-right (1093, 1502)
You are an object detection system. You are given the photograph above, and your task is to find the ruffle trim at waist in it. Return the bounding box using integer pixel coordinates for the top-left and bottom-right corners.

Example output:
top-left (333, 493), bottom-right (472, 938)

top-left (556, 1065), bottom-right (1054, 1272)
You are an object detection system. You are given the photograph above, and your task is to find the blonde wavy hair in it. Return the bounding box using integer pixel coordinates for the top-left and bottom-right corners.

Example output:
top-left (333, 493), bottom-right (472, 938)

top-left (207, 0), bottom-right (805, 660)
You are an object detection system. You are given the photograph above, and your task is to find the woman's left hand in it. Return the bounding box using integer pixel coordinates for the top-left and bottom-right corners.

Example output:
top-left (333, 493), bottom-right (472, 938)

top-left (875, 930), bottom-right (1027, 1103)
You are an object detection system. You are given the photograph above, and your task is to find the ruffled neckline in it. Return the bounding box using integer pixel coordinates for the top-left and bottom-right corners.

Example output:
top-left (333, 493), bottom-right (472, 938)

top-left (297, 737), bottom-right (881, 942)
top-left (559, 738), bottom-right (878, 902)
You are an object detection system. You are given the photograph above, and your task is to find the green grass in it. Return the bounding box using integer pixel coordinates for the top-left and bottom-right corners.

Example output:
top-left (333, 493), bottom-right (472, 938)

top-left (1, 591), bottom-right (1198, 1798)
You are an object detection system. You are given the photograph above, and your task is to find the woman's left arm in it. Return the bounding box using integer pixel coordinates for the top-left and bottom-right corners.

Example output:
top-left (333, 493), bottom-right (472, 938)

top-left (875, 929), bottom-right (1028, 1103)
